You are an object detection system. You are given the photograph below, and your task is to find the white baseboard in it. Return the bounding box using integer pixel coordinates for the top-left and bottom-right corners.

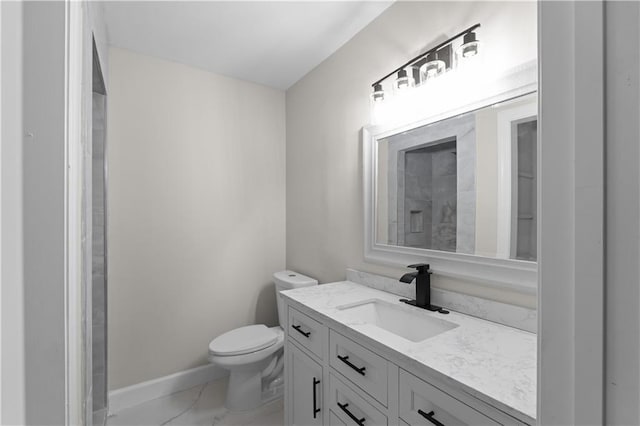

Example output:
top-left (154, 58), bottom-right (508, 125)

top-left (108, 364), bottom-right (228, 414)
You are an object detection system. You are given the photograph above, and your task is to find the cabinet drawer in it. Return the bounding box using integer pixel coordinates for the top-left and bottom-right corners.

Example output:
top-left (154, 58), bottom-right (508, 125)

top-left (329, 330), bottom-right (388, 406)
top-left (330, 411), bottom-right (347, 426)
top-left (288, 307), bottom-right (324, 359)
top-left (329, 373), bottom-right (387, 426)
top-left (399, 369), bottom-right (502, 426)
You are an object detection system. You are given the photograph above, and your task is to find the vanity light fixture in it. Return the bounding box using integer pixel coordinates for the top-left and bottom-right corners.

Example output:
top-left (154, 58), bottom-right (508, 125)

top-left (371, 23), bottom-right (481, 100)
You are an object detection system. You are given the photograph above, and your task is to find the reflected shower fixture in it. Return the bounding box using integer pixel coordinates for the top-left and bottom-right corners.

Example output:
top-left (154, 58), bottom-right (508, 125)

top-left (371, 23), bottom-right (481, 101)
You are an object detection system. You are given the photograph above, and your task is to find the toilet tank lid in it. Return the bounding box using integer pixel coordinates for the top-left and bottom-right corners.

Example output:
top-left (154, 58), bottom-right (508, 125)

top-left (208, 325), bottom-right (278, 356)
top-left (273, 270), bottom-right (318, 289)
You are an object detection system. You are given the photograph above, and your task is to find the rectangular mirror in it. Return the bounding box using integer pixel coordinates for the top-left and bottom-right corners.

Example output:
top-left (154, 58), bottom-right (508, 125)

top-left (376, 93), bottom-right (537, 262)
top-left (364, 61), bottom-right (538, 289)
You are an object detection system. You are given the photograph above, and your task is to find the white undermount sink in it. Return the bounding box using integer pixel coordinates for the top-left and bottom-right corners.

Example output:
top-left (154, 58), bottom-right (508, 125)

top-left (336, 299), bottom-right (458, 342)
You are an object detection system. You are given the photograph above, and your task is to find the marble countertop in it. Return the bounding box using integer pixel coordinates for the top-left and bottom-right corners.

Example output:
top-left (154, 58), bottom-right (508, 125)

top-left (281, 281), bottom-right (536, 424)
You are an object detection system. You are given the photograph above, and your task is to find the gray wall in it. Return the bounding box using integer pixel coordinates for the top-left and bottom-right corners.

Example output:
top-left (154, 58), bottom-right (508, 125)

top-left (92, 92), bottom-right (108, 415)
top-left (86, 4), bottom-right (110, 423)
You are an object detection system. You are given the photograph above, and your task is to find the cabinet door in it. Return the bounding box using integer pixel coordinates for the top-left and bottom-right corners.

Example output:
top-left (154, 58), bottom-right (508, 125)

top-left (288, 343), bottom-right (323, 426)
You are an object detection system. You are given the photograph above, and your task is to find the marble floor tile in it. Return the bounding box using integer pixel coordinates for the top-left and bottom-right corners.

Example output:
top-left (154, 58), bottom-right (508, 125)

top-left (106, 378), bottom-right (284, 426)
top-left (106, 383), bottom-right (212, 426)
top-left (210, 399), bottom-right (283, 426)
top-left (165, 380), bottom-right (227, 426)
top-left (252, 406), bottom-right (284, 426)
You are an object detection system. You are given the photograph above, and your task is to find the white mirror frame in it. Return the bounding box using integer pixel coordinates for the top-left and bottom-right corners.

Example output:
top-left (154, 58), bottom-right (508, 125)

top-left (363, 61), bottom-right (539, 293)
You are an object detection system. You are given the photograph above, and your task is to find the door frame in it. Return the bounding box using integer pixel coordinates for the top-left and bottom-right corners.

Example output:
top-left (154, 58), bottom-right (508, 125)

top-left (53, 1), bottom-right (609, 425)
top-left (496, 102), bottom-right (538, 259)
top-left (65, 0), bottom-right (85, 424)
top-left (538, 1), bottom-right (605, 424)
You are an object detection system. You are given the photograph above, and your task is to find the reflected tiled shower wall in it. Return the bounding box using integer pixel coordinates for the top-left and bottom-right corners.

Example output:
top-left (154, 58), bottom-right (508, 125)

top-left (92, 92), bottom-right (108, 423)
top-left (386, 112), bottom-right (476, 253)
top-left (403, 141), bottom-right (458, 251)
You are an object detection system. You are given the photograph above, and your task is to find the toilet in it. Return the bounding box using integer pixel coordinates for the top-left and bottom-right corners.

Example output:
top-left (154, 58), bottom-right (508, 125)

top-left (208, 270), bottom-right (318, 411)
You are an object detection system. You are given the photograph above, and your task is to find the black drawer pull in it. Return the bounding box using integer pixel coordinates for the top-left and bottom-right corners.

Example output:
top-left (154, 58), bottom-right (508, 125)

top-left (337, 402), bottom-right (365, 426)
top-left (312, 378), bottom-right (321, 419)
top-left (337, 355), bottom-right (366, 376)
top-left (418, 409), bottom-right (445, 426)
top-left (291, 324), bottom-right (310, 338)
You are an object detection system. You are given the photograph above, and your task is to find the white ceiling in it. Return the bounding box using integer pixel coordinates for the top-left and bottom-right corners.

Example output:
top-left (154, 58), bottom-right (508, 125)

top-left (102, 1), bottom-right (393, 90)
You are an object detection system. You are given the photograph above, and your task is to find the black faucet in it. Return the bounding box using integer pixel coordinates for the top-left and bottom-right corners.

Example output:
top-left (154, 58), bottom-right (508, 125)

top-left (399, 264), bottom-right (448, 313)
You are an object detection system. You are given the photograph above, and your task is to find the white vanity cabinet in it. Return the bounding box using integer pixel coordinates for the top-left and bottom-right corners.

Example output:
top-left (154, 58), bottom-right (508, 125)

top-left (284, 304), bottom-right (531, 426)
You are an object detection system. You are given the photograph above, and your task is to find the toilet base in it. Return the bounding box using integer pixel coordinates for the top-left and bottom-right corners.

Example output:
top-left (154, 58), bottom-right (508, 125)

top-left (225, 369), bottom-right (283, 412)
top-left (225, 368), bottom-right (262, 411)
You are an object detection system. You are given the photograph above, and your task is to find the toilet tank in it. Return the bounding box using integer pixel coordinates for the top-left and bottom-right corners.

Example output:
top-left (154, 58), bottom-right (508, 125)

top-left (274, 270), bottom-right (318, 328)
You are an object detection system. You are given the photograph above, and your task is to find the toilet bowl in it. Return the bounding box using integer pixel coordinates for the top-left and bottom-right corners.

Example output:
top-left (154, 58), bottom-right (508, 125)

top-left (208, 325), bottom-right (285, 411)
top-left (208, 270), bottom-right (317, 411)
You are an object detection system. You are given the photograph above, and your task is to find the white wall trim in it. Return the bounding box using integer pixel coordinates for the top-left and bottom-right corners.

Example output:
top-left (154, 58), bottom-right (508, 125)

top-left (108, 364), bottom-right (228, 414)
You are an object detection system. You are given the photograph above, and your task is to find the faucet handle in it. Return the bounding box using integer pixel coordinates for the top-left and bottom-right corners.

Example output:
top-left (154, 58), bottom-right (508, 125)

top-left (407, 263), bottom-right (431, 273)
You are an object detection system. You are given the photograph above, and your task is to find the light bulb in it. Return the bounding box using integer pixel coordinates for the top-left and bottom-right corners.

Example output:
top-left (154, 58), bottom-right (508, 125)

top-left (372, 83), bottom-right (384, 102)
top-left (394, 69), bottom-right (414, 91)
top-left (456, 31), bottom-right (480, 61)
top-left (420, 52), bottom-right (445, 82)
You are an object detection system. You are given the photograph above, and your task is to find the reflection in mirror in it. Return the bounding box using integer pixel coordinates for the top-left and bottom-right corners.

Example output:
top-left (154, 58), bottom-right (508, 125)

top-left (376, 93), bottom-right (537, 261)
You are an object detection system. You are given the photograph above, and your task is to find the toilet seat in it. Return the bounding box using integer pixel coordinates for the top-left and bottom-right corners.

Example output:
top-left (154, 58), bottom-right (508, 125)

top-left (209, 324), bottom-right (278, 356)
